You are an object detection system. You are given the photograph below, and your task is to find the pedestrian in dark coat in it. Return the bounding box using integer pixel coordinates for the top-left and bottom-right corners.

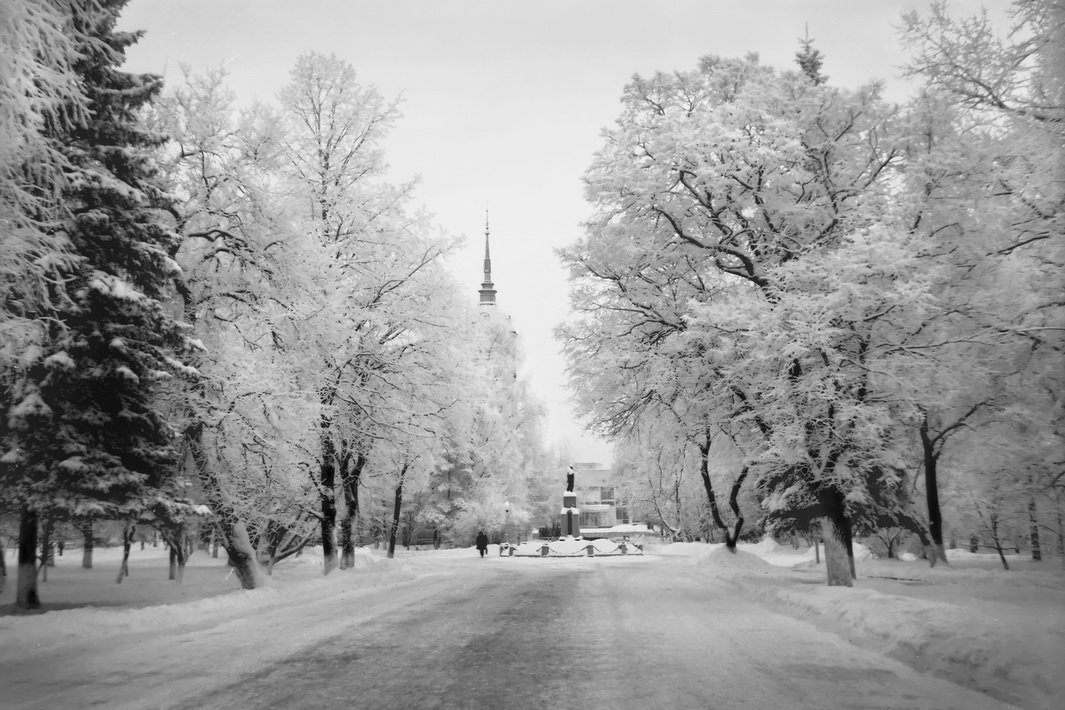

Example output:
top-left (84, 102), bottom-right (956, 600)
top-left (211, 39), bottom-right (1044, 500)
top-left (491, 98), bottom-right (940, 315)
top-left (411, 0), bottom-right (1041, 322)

top-left (475, 530), bottom-right (489, 558)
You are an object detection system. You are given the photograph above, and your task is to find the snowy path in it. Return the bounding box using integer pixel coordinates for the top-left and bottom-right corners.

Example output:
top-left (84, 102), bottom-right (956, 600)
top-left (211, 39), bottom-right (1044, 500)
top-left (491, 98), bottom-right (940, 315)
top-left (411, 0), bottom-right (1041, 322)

top-left (2, 553), bottom-right (1015, 709)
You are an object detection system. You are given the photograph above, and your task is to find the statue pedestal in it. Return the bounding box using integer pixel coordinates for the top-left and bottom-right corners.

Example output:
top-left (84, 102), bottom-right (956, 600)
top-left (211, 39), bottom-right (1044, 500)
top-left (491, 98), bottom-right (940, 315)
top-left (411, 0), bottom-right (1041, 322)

top-left (559, 490), bottom-right (580, 537)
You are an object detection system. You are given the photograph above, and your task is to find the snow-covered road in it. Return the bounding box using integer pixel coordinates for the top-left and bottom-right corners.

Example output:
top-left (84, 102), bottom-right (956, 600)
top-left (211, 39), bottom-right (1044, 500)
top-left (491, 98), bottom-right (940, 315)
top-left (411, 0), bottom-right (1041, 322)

top-left (3, 553), bottom-right (1015, 709)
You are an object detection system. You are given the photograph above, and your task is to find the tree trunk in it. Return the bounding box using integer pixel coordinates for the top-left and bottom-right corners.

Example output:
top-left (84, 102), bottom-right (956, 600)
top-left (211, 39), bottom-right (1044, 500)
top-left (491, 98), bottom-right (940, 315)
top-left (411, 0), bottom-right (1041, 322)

top-left (168, 543), bottom-right (186, 583)
top-left (820, 490), bottom-right (853, 587)
top-left (0, 535), bottom-right (6, 595)
top-left (116, 522), bottom-right (134, 583)
top-left (318, 408), bottom-right (338, 575)
top-left (166, 524), bottom-right (187, 582)
top-left (339, 516), bottom-right (353, 568)
top-left (821, 515), bottom-right (852, 586)
top-left (186, 421), bottom-right (266, 589)
top-left (898, 509), bottom-right (945, 567)
top-left (697, 431), bottom-right (747, 551)
top-left (987, 512), bottom-right (1010, 571)
top-left (726, 468), bottom-right (748, 546)
top-left (81, 519), bottom-right (94, 569)
top-left (39, 517), bottom-right (51, 583)
top-left (1027, 485), bottom-right (1041, 561)
top-left (1055, 491), bottom-right (1064, 569)
top-left (919, 413), bottom-right (948, 563)
top-left (387, 464), bottom-right (410, 559)
top-left (17, 507), bottom-right (41, 610)
top-left (340, 452), bottom-right (365, 569)
top-left (227, 520), bottom-right (267, 588)
top-left (41, 517), bottom-right (55, 568)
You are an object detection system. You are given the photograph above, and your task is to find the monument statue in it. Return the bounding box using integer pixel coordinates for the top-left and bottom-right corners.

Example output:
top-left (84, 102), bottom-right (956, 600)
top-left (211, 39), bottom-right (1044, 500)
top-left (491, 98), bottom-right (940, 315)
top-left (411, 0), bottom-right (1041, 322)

top-left (561, 466), bottom-right (579, 537)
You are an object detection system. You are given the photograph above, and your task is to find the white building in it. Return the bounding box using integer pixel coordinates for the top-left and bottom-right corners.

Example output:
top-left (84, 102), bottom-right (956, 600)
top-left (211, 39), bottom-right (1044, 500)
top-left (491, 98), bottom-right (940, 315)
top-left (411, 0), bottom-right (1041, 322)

top-left (571, 462), bottom-right (644, 538)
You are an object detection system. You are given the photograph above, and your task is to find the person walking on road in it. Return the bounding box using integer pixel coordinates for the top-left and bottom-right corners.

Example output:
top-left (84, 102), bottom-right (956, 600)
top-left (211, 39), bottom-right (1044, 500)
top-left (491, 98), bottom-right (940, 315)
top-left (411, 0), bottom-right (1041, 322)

top-left (475, 530), bottom-right (489, 558)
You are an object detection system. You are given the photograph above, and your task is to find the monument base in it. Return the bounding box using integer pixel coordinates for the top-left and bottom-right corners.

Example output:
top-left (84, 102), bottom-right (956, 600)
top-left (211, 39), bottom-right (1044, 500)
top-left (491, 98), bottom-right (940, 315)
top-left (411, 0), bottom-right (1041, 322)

top-left (559, 490), bottom-right (580, 537)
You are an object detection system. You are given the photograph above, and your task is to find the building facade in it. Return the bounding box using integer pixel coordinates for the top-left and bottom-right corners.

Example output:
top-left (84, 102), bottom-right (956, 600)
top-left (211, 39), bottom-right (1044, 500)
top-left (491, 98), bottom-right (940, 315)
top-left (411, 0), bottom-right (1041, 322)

top-left (571, 462), bottom-right (631, 535)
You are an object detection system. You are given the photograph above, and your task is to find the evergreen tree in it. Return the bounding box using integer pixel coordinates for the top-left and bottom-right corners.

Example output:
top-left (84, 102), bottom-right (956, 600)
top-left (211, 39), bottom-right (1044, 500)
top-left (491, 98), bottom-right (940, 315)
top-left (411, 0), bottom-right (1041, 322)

top-left (1, 0), bottom-right (195, 609)
top-left (795, 26), bottom-right (828, 85)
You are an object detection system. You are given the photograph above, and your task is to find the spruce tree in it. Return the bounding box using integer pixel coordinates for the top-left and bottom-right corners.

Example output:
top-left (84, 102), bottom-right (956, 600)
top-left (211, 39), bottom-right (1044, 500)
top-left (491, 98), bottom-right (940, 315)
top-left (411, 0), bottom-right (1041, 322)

top-left (795, 26), bottom-right (828, 85)
top-left (1, 0), bottom-right (194, 609)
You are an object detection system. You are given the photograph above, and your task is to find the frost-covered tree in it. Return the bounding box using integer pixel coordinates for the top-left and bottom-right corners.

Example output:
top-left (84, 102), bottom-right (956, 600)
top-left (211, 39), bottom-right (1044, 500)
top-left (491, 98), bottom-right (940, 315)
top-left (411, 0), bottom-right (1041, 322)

top-left (1, 0), bottom-right (198, 609)
top-left (563, 54), bottom-right (911, 585)
top-left (152, 67), bottom-right (319, 588)
top-left (277, 52), bottom-right (478, 572)
top-left (897, 0), bottom-right (1065, 562)
top-left (277, 52), bottom-right (402, 573)
top-left (609, 418), bottom-right (727, 543)
top-left (421, 254), bottom-right (549, 544)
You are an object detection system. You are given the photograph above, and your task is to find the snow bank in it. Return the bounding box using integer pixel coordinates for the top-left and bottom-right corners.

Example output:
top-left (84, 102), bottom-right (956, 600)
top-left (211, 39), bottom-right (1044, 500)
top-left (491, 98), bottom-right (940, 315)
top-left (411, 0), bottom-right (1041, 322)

top-left (693, 541), bottom-right (1065, 710)
top-left (0, 545), bottom-right (413, 655)
top-left (693, 545), bottom-right (773, 573)
top-left (734, 577), bottom-right (1059, 709)
top-left (747, 537), bottom-right (784, 554)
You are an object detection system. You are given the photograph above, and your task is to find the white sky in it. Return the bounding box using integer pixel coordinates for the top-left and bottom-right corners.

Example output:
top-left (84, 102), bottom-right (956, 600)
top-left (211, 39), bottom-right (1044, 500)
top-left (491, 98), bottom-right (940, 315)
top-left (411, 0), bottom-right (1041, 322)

top-left (116, 0), bottom-right (1013, 463)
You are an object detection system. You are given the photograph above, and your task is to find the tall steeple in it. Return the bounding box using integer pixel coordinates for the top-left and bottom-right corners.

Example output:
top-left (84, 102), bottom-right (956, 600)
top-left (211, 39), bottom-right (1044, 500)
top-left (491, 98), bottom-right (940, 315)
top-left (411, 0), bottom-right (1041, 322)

top-left (478, 210), bottom-right (497, 306)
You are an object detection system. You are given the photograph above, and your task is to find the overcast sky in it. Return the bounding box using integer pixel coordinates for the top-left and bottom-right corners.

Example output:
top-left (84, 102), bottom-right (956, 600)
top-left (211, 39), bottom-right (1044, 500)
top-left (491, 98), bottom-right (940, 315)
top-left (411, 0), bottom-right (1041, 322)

top-left (116, 0), bottom-right (1013, 464)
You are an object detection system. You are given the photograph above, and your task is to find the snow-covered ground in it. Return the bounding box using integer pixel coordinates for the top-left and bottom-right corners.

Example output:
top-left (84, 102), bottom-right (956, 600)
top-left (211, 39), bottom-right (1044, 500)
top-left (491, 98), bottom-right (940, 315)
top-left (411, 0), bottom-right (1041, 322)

top-left (661, 539), bottom-right (1065, 709)
top-left (2, 540), bottom-right (1062, 709)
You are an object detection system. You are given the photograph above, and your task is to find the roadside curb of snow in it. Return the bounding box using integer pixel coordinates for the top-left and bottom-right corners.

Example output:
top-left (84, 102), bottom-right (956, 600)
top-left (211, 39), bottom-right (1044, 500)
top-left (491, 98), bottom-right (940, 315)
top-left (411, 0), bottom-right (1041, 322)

top-left (0, 557), bottom-right (417, 657)
top-left (717, 570), bottom-right (1054, 710)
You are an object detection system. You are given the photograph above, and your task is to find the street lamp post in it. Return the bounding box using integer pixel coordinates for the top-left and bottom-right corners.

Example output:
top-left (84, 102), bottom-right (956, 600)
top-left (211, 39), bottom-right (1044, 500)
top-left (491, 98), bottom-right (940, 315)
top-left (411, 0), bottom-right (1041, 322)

top-left (504, 501), bottom-right (510, 546)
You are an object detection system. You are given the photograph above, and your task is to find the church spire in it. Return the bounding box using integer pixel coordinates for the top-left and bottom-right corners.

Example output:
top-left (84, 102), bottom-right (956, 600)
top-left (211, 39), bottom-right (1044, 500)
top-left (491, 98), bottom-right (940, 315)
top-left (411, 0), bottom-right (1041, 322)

top-left (478, 210), bottom-right (497, 306)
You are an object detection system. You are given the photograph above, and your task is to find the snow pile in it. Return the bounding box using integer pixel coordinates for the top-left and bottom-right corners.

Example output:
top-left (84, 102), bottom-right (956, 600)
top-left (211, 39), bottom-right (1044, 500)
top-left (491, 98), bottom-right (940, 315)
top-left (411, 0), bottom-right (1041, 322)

top-left (694, 545), bottom-right (773, 573)
top-left (646, 541), bottom-right (707, 557)
top-left (747, 537), bottom-right (784, 555)
top-left (707, 541), bottom-right (1065, 710)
